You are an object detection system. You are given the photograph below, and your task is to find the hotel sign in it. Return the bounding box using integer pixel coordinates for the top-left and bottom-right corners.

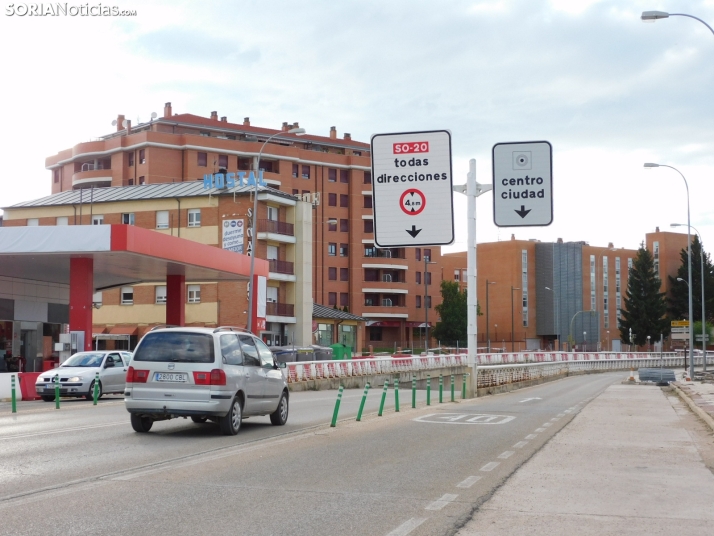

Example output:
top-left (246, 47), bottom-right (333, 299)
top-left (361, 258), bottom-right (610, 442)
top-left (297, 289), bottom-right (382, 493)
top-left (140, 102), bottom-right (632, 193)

top-left (203, 171), bottom-right (266, 190)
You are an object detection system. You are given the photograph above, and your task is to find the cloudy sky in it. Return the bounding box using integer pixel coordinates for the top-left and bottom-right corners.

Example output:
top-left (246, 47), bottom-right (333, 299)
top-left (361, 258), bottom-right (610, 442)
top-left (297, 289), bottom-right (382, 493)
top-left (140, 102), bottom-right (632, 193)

top-left (1, 0), bottom-right (712, 254)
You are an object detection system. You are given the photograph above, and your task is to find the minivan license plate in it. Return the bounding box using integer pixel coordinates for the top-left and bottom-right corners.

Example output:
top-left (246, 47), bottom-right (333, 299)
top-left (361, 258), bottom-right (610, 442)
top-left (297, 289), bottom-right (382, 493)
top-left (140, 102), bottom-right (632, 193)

top-left (155, 372), bottom-right (188, 382)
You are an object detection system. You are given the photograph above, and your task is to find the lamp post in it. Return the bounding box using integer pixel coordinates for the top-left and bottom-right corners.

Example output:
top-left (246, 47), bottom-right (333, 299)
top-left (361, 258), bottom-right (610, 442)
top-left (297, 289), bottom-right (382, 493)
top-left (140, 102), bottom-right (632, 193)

top-left (644, 163), bottom-right (694, 378)
top-left (678, 277), bottom-right (692, 373)
top-left (486, 280), bottom-right (496, 352)
top-left (607, 330), bottom-right (610, 352)
top-left (545, 286), bottom-right (559, 350)
top-left (424, 255), bottom-right (437, 353)
top-left (672, 223), bottom-right (707, 372)
top-left (247, 127), bottom-right (305, 333)
top-left (511, 286), bottom-right (520, 352)
top-left (647, 335), bottom-right (651, 352)
top-left (641, 11), bottom-right (714, 37)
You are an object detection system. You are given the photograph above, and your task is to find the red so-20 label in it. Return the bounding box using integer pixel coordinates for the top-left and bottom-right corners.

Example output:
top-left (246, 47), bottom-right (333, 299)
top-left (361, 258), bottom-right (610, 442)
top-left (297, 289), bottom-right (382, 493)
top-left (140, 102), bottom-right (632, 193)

top-left (393, 141), bottom-right (429, 154)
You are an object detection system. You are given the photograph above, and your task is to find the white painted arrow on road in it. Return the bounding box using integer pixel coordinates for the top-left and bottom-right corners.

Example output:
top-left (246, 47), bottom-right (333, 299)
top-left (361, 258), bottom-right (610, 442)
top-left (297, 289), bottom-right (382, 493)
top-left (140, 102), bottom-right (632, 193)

top-left (519, 397), bottom-right (542, 403)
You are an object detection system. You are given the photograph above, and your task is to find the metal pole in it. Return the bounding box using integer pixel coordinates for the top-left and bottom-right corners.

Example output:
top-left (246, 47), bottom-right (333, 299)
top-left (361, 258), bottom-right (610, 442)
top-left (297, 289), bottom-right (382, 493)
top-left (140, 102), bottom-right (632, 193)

top-left (93, 372), bottom-right (100, 405)
top-left (439, 374), bottom-right (443, 403)
top-left (424, 256), bottom-right (428, 352)
top-left (54, 374), bottom-right (60, 410)
top-left (486, 279), bottom-right (490, 353)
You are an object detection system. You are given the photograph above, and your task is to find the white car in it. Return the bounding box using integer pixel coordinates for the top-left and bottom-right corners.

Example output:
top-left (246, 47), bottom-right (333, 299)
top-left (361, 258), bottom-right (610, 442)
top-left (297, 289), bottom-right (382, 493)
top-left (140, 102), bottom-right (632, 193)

top-left (35, 351), bottom-right (131, 402)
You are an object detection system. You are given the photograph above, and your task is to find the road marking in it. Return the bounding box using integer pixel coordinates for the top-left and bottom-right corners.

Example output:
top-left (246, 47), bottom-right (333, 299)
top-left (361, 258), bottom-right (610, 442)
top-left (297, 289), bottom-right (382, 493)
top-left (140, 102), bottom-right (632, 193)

top-left (480, 462), bottom-right (500, 472)
top-left (519, 397), bottom-right (542, 403)
top-left (550, 417), bottom-right (560, 421)
top-left (425, 493), bottom-right (458, 511)
top-left (542, 423), bottom-right (552, 427)
top-left (386, 518), bottom-right (427, 536)
top-left (0, 421), bottom-right (126, 441)
top-left (498, 451), bottom-right (514, 459)
top-left (513, 441), bottom-right (528, 448)
top-left (525, 434), bottom-right (537, 439)
top-left (414, 413), bottom-right (515, 425)
top-left (535, 428), bottom-right (546, 432)
top-left (456, 476), bottom-right (481, 488)
top-left (557, 413), bottom-right (565, 417)
top-left (564, 409), bottom-right (572, 413)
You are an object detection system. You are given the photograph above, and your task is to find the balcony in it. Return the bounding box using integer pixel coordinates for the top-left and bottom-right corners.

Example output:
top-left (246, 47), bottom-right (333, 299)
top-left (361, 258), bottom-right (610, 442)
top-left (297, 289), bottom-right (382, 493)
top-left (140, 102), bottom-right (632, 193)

top-left (256, 219), bottom-right (295, 244)
top-left (268, 259), bottom-right (294, 275)
top-left (266, 302), bottom-right (295, 317)
top-left (363, 247), bottom-right (406, 259)
top-left (72, 168), bottom-right (112, 188)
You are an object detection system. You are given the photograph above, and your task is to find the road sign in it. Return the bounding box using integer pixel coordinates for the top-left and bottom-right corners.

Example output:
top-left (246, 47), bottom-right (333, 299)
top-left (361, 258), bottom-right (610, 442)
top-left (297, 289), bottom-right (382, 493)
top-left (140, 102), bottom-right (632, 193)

top-left (696, 335), bottom-right (710, 341)
top-left (492, 141), bottom-right (553, 227)
top-left (371, 130), bottom-right (454, 247)
top-left (671, 327), bottom-right (689, 333)
top-left (671, 320), bottom-right (690, 327)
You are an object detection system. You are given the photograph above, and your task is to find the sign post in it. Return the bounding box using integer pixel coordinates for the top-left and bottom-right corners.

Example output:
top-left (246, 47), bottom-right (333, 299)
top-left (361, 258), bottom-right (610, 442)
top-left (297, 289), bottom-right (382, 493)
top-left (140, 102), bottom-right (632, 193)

top-left (371, 130), bottom-right (454, 247)
top-left (492, 141), bottom-right (553, 227)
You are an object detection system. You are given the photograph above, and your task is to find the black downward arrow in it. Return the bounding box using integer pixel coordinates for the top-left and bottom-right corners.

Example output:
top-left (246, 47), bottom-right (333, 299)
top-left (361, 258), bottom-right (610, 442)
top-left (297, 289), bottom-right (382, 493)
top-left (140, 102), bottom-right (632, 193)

top-left (406, 225), bottom-right (422, 238)
top-left (515, 205), bottom-right (531, 219)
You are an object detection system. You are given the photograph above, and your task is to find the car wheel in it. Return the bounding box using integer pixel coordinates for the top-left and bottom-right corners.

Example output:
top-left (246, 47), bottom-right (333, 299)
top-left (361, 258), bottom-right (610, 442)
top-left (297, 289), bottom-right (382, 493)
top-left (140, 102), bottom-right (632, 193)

top-left (191, 416), bottom-right (208, 423)
top-left (130, 414), bottom-right (153, 433)
top-left (219, 397), bottom-right (242, 436)
top-left (85, 380), bottom-right (102, 401)
top-left (270, 391), bottom-right (289, 426)
top-left (41, 395), bottom-right (55, 402)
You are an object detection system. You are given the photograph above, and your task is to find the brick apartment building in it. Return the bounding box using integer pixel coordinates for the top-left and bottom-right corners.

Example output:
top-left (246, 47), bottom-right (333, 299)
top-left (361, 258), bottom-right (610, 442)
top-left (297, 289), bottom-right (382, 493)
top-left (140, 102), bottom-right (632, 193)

top-left (2, 103), bottom-right (448, 351)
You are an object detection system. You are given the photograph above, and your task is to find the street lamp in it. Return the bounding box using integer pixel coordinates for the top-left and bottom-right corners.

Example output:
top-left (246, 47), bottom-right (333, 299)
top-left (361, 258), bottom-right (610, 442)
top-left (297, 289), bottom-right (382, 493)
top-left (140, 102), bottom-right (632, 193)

top-left (672, 223), bottom-right (707, 372)
top-left (511, 286), bottom-right (521, 352)
top-left (583, 331), bottom-right (587, 352)
top-left (545, 286), bottom-right (559, 350)
top-left (641, 11), bottom-right (714, 36)
top-left (247, 127), bottom-right (305, 333)
top-left (424, 255), bottom-right (437, 353)
top-left (486, 280), bottom-right (496, 352)
top-left (647, 335), bottom-right (651, 352)
top-left (678, 277), bottom-right (692, 372)
top-left (607, 330), bottom-right (610, 352)
top-left (644, 163), bottom-right (694, 378)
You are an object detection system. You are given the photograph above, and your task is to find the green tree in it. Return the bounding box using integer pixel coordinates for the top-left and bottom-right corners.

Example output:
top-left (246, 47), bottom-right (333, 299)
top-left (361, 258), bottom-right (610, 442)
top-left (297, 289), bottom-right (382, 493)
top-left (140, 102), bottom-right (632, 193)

top-left (619, 243), bottom-right (669, 345)
top-left (432, 280), bottom-right (467, 344)
top-left (668, 235), bottom-right (714, 323)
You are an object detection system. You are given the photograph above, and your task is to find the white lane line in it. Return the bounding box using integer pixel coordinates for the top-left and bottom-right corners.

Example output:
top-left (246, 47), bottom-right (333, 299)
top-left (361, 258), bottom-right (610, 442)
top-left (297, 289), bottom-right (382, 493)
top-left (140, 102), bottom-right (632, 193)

top-left (386, 518), bottom-right (427, 536)
top-left (498, 451), bottom-right (514, 459)
top-left (535, 428), bottom-right (546, 432)
top-left (0, 421), bottom-right (126, 441)
top-left (425, 493), bottom-right (458, 511)
top-left (456, 476), bottom-right (481, 488)
top-left (513, 441), bottom-right (528, 448)
top-left (525, 434), bottom-right (537, 439)
top-left (542, 422), bottom-right (552, 427)
top-left (480, 462), bottom-right (500, 472)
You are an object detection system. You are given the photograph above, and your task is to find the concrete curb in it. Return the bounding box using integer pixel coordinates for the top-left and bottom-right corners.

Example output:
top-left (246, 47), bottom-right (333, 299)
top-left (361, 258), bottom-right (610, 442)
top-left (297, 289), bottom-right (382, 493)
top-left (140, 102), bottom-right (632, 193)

top-left (672, 382), bottom-right (714, 432)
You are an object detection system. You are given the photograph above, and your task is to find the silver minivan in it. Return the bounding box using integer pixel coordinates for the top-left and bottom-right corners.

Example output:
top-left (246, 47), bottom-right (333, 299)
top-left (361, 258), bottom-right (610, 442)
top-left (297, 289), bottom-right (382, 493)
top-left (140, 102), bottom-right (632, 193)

top-left (124, 326), bottom-right (288, 435)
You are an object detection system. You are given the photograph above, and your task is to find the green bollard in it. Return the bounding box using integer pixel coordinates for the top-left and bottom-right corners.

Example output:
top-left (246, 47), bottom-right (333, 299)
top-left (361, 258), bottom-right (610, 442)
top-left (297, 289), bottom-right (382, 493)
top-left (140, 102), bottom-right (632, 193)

top-left (462, 373), bottom-right (469, 399)
top-left (356, 382), bottom-right (371, 422)
top-left (54, 375), bottom-right (60, 410)
top-left (426, 374), bottom-right (431, 406)
top-left (330, 385), bottom-right (344, 427)
top-left (411, 375), bottom-right (416, 408)
top-left (11, 374), bottom-right (17, 414)
top-left (92, 372), bottom-right (100, 405)
top-left (450, 375), bottom-right (455, 402)
top-left (394, 378), bottom-right (400, 412)
top-left (378, 380), bottom-right (389, 417)
top-left (439, 374), bottom-right (443, 403)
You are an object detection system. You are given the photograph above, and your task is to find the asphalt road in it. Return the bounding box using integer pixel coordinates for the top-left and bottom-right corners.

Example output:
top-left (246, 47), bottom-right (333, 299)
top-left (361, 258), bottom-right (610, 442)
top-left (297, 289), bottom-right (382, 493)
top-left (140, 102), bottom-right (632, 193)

top-left (0, 372), bottom-right (622, 535)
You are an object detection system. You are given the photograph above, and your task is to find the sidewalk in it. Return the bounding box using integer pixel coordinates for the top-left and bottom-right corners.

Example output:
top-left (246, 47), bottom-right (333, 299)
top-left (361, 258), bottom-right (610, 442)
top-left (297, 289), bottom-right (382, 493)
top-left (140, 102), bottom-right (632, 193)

top-left (458, 382), bottom-right (714, 535)
top-left (672, 380), bottom-right (714, 431)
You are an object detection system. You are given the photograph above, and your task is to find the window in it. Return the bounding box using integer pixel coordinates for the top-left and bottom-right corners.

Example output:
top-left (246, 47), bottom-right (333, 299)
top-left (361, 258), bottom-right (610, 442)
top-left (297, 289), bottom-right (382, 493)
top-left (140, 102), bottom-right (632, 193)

top-left (416, 272), bottom-right (421, 285)
top-left (328, 220), bottom-right (337, 231)
top-left (340, 243), bottom-right (348, 257)
top-left (53, 169), bottom-right (60, 183)
top-left (27, 218), bottom-right (39, 226)
top-left (92, 215), bottom-right (104, 225)
top-left (416, 248), bottom-right (421, 261)
top-left (128, 179), bottom-right (134, 185)
top-left (340, 169), bottom-right (349, 183)
top-left (139, 149), bottom-right (146, 164)
top-left (340, 219), bottom-right (348, 232)
top-left (328, 267), bottom-right (337, 280)
top-left (197, 152), bottom-right (207, 167)
top-left (155, 286), bottom-right (166, 304)
top-left (267, 286), bottom-right (278, 303)
top-left (328, 193), bottom-right (337, 206)
top-left (522, 250), bottom-right (529, 327)
top-left (340, 194), bottom-right (349, 207)
top-left (328, 292), bottom-right (337, 306)
top-left (187, 285), bottom-right (201, 303)
top-left (127, 152), bottom-right (134, 167)
top-left (424, 249), bottom-right (431, 262)
top-left (292, 164), bottom-right (299, 178)
top-left (364, 220), bottom-right (373, 233)
top-left (238, 335), bottom-right (260, 367)
top-left (340, 293), bottom-right (349, 307)
top-left (364, 171), bottom-right (372, 184)
top-left (220, 334), bottom-right (243, 365)
top-left (363, 195), bottom-right (372, 208)
top-left (369, 327), bottom-right (382, 341)
top-left (139, 176), bottom-right (145, 185)
top-left (259, 160), bottom-right (276, 173)
top-left (416, 295), bottom-right (422, 308)
top-left (218, 154), bottom-right (228, 168)
top-left (267, 206), bottom-right (278, 221)
top-left (328, 243), bottom-right (336, 256)
top-left (454, 270), bottom-right (460, 281)
top-left (188, 209), bottom-right (201, 227)
top-left (156, 211), bottom-right (169, 229)
top-left (121, 213), bottom-right (135, 225)
top-left (328, 169), bottom-right (337, 182)
top-left (121, 286), bottom-right (133, 305)
top-left (340, 268), bottom-right (349, 281)
top-left (267, 245), bottom-right (278, 261)
top-left (653, 241), bottom-right (660, 277)
top-left (301, 165), bottom-right (310, 179)
top-left (200, 131), bottom-right (210, 137)
top-left (292, 189), bottom-right (299, 195)
top-left (56, 216), bottom-right (68, 225)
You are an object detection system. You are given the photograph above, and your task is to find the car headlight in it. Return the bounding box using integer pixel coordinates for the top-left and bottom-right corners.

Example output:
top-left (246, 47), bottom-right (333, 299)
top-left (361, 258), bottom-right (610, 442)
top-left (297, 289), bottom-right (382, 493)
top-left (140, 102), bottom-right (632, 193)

top-left (68, 376), bottom-right (83, 383)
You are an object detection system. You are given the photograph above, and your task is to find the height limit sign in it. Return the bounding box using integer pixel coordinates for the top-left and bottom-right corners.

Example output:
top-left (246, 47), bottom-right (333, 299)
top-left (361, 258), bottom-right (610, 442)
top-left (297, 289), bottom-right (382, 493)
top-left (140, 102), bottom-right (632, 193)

top-left (492, 141), bottom-right (553, 227)
top-left (371, 130), bottom-right (455, 247)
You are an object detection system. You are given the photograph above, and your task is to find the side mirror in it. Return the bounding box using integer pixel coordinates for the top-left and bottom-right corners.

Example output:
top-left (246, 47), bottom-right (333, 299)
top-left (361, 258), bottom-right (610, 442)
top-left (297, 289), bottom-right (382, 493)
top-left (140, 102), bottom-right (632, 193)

top-left (104, 360), bottom-right (115, 368)
top-left (275, 361), bottom-right (287, 369)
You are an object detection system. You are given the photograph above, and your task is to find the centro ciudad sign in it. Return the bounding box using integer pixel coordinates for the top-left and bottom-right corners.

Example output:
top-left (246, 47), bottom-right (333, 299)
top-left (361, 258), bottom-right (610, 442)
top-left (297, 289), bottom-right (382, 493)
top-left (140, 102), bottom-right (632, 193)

top-left (203, 171), bottom-right (266, 190)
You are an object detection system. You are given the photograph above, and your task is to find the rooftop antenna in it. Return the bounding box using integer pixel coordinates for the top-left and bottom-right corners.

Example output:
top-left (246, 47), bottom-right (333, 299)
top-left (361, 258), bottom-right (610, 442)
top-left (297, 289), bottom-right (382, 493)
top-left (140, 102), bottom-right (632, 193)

top-left (111, 119), bottom-right (117, 126)
top-left (150, 112), bottom-right (157, 121)
top-left (122, 119), bottom-right (128, 128)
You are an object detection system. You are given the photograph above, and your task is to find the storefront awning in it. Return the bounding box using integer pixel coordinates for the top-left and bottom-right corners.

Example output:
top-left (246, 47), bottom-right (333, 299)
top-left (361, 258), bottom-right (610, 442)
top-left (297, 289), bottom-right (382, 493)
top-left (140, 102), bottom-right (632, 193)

top-left (108, 326), bottom-right (138, 336)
